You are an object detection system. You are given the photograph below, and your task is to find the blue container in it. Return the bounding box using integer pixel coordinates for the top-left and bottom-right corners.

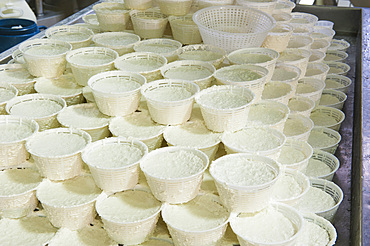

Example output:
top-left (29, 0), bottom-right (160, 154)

top-left (0, 18), bottom-right (46, 53)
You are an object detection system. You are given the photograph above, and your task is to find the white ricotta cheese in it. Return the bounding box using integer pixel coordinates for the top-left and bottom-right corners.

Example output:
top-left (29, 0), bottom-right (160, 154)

top-left (216, 68), bottom-right (263, 82)
top-left (278, 52), bottom-right (304, 62)
top-left (0, 68), bottom-right (34, 84)
top-left (92, 77), bottom-right (141, 93)
top-left (197, 90), bottom-right (250, 109)
top-left (305, 68), bottom-right (324, 77)
top-left (306, 159), bottom-right (332, 177)
top-left (70, 53), bottom-right (114, 66)
top-left (319, 94), bottom-right (340, 105)
top-left (295, 186), bottom-right (336, 212)
top-left (325, 79), bottom-right (344, 89)
top-left (0, 88), bottom-right (16, 103)
top-left (278, 146), bottom-right (306, 165)
top-left (9, 99), bottom-right (63, 117)
top-left (308, 131), bottom-right (338, 148)
top-left (283, 118), bottom-right (310, 137)
top-left (296, 83), bottom-right (317, 94)
top-left (310, 111), bottom-right (338, 126)
top-left (179, 50), bottom-right (223, 62)
top-left (0, 216), bottom-right (57, 245)
top-left (145, 86), bottom-right (192, 101)
top-left (95, 35), bottom-right (138, 46)
top-left (262, 82), bottom-right (291, 99)
top-left (136, 43), bottom-right (178, 54)
top-left (296, 220), bottom-right (330, 246)
top-left (163, 195), bottom-right (229, 231)
top-left (328, 67), bottom-right (344, 74)
top-left (51, 32), bottom-right (90, 42)
top-left (248, 104), bottom-right (286, 125)
top-left (288, 99), bottom-right (311, 112)
top-left (24, 45), bottom-right (70, 56)
top-left (36, 176), bottom-right (101, 207)
top-left (97, 190), bottom-right (161, 223)
top-left (0, 122), bottom-right (34, 142)
top-left (0, 168), bottom-right (42, 196)
top-left (272, 68), bottom-right (298, 81)
top-left (84, 143), bottom-right (144, 168)
top-left (232, 206), bottom-right (296, 243)
top-left (164, 66), bottom-right (212, 81)
top-left (116, 58), bottom-right (163, 73)
top-left (35, 74), bottom-right (83, 96)
top-left (273, 174), bottom-right (303, 200)
top-left (141, 149), bottom-right (205, 179)
top-left (229, 53), bottom-right (272, 64)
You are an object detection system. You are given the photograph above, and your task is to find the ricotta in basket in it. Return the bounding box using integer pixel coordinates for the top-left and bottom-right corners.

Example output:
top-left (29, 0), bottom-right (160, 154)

top-left (294, 187), bottom-right (336, 212)
top-left (0, 168), bottom-right (41, 196)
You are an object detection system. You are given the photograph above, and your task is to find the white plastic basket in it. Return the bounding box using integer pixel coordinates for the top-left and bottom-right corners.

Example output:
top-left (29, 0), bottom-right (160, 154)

top-left (192, 5), bottom-right (276, 52)
top-left (309, 50), bottom-right (326, 64)
top-left (325, 74), bottom-right (352, 94)
top-left (272, 12), bottom-right (292, 24)
top-left (283, 113), bottom-right (314, 142)
top-left (140, 146), bottom-right (209, 204)
top-left (325, 61), bottom-right (351, 76)
top-left (230, 203), bottom-right (304, 246)
top-left (93, 2), bottom-right (130, 31)
top-left (130, 10), bottom-right (168, 39)
top-left (306, 149), bottom-right (340, 181)
top-left (214, 65), bottom-right (269, 101)
top-left (125, 0), bottom-right (153, 9)
top-left (66, 47), bottom-right (118, 86)
top-left (161, 60), bottom-right (215, 90)
top-left (288, 96), bottom-right (315, 118)
top-left (96, 190), bottom-right (162, 245)
top-left (177, 44), bottom-right (227, 69)
top-left (5, 94), bottom-right (66, 131)
top-left (261, 81), bottom-right (293, 105)
top-left (277, 139), bottom-right (313, 172)
top-left (319, 89), bottom-right (347, 110)
top-left (134, 38), bottom-right (182, 63)
top-left (161, 194), bottom-right (230, 246)
top-left (210, 154), bottom-right (281, 213)
top-left (226, 48), bottom-right (279, 82)
top-left (25, 128), bottom-right (91, 181)
top-left (0, 168), bottom-right (41, 218)
top-left (19, 39), bottom-right (72, 78)
top-left (310, 106), bottom-right (345, 131)
top-left (157, 0), bottom-right (193, 15)
top-left (236, 0), bottom-right (277, 15)
top-left (82, 13), bottom-right (100, 27)
top-left (222, 126), bottom-right (286, 160)
top-left (307, 127), bottom-right (341, 154)
top-left (169, 15), bottom-right (203, 45)
top-left (195, 85), bottom-right (255, 132)
top-left (0, 82), bottom-right (17, 115)
top-left (311, 26), bottom-right (336, 42)
top-left (291, 25), bottom-right (313, 36)
top-left (308, 178), bottom-right (344, 222)
top-left (286, 35), bottom-right (314, 51)
top-left (92, 32), bottom-right (141, 56)
top-left (56, 103), bottom-right (111, 142)
top-left (324, 50), bottom-right (348, 63)
top-left (296, 77), bottom-right (325, 106)
top-left (271, 63), bottom-right (301, 94)
top-left (247, 100), bottom-right (290, 132)
top-left (0, 116), bottom-right (38, 168)
top-left (290, 12), bottom-right (319, 27)
top-left (82, 138), bottom-right (148, 192)
top-left (141, 79), bottom-right (199, 125)
top-left (88, 71), bottom-right (146, 117)
top-left (305, 62), bottom-right (330, 81)
top-left (114, 52), bottom-right (168, 82)
top-left (46, 25), bottom-right (94, 50)
top-left (272, 168), bottom-right (310, 206)
top-left (11, 49), bottom-right (25, 65)
top-left (198, 0), bottom-right (235, 9)
top-left (261, 23), bottom-right (293, 52)
top-left (315, 20), bottom-right (334, 29)
top-left (311, 39), bottom-right (331, 53)
top-left (272, 0), bottom-right (295, 14)
top-left (278, 49), bottom-right (311, 79)
top-left (328, 39), bottom-right (350, 52)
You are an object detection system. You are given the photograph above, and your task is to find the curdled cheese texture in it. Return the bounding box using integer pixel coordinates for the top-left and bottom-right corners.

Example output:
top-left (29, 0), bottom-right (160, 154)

top-left (229, 53), bottom-right (272, 64)
top-left (273, 174), bottom-right (303, 200)
top-left (24, 45), bottom-right (70, 56)
top-left (278, 52), bottom-right (304, 62)
top-left (296, 83), bottom-right (317, 94)
top-left (109, 110), bottom-right (165, 139)
top-left (35, 74), bottom-right (83, 96)
top-left (296, 220), bottom-right (330, 246)
top-left (248, 103), bottom-right (286, 126)
top-left (325, 79), bottom-right (344, 89)
top-left (0, 216), bottom-right (57, 245)
top-left (163, 195), bottom-right (229, 231)
top-left (319, 94), bottom-right (340, 105)
top-left (48, 224), bottom-right (117, 246)
top-left (232, 206), bottom-right (296, 243)
top-left (278, 146), bottom-right (306, 165)
top-left (96, 35), bottom-right (138, 46)
top-left (37, 176), bottom-right (101, 207)
top-left (0, 122), bottom-right (34, 142)
top-left (272, 68), bottom-right (298, 81)
top-left (70, 53), bottom-right (114, 66)
top-left (136, 43), bottom-right (178, 54)
top-left (27, 132), bottom-right (88, 156)
top-left (116, 58), bottom-right (163, 72)
top-left (51, 32), bottom-right (90, 42)
top-left (211, 155), bottom-right (276, 186)
top-left (57, 103), bottom-right (110, 128)
top-left (84, 143), bottom-right (144, 168)
top-left (306, 159), bottom-right (332, 177)
top-left (0, 88), bottom-right (16, 103)
top-left (179, 50), bottom-right (223, 62)
top-left (97, 190), bottom-right (161, 222)
top-left (310, 111), bottom-right (338, 127)
top-left (10, 99), bottom-right (63, 118)
top-left (288, 99), bottom-right (311, 112)
top-left (197, 90), bottom-right (250, 109)
top-left (295, 187), bottom-right (336, 212)
top-left (216, 68), bottom-right (262, 82)
top-left (305, 68), bottom-right (324, 77)
top-left (283, 117), bottom-right (310, 137)
top-left (141, 149), bottom-right (205, 179)
top-left (92, 77), bottom-right (141, 93)
top-left (145, 86), bottom-right (193, 101)
top-left (308, 131), bottom-right (338, 148)
top-left (164, 66), bottom-right (213, 81)
top-left (262, 83), bottom-right (291, 99)
top-left (0, 68), bottom-right (34, 84)
top-left (0, 169), bottom-right (42, 196)
top-left (222, 127), bottom-right (284, 152)
top-left (164, 120), bottom-right (220, 148)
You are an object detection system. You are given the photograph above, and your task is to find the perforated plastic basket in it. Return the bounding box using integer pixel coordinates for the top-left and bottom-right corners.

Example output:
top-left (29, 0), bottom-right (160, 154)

top-left (92, 32), bottom-right (141, 56)
top-left (125, 0), bottom-right (153, 10)
top-left (328, 39), bottom-right (350, 52)
top-left (88, 71), bottom-right (146, 117)
top-left (271, 63), bottom-right (301, 94)
top-left (315, 20), bottom-right (334, 29)
top-left (310, 106), bottom-right (345, 131)
top-left (272, 12), bottom-right (292, 24)
top-left (192, 6), bottom-right (276, 52)
top-left (46, 25), bottom-right (94, 50)
top-left (278, 49), bottom-right (311, 79)
top-left (311, 39), bottom-right (331, 53)
top-left (261, 23), bottom-right (293, 52)
top-left (177, 44), bottom-right (226, 69)
top-left (283, 113), bottom-right (314, 142)
top-left (325, 74), bottom-right (352, 94)
top-left (311, 26), bottom-right (336, 42)
top-left (272, 0), bottom-right (295, 14)
top-left (306, 149), bottom-right (340, 181)
top-left (290, 12), bottom-right (318, 27)
top-left (169, 15), bottom-right (203, 45)
top-left (130, 10), bottom-right (168, 39)
top-left (134, 38), bottom-right (182, 63)
top-left (25, 128), bottom-right (91, 181)
top-left (319, 89), bottom-right (347, 110)
top-left (157, 0), bottom-right (193, 15)
top-left (0, 82), bottom-right (17, 115)
top-left (93, 2), bottom-right (130, 32)
top-left (324, 50), bottom-right (348, 63)
top-left (325, 61), bottom-right (351, 76)
top-left (286, 35), bottom-right (314, 51)
top-left (305, 62), bottom-right (330, 81)
top-left (296, 77), bottom-right (325, 106)
top-left (277, 139), bottom-right (313, 172)
top-left (236, 0), bottom-right (277, 15)
top-left (261, 81), bottom-right (293, 105)
top-left (82, 138), bottom-right (148, 192)
top-left (288, 96), bottom-right (315, 118)
top-left (198, 0), bottom-right (235, 9)
top-left (292, 25), bottom-right (313, 36)
top-left (309, 50), bottom-right (326, 64)
top-left (307, 127), bottom-right (341, 154)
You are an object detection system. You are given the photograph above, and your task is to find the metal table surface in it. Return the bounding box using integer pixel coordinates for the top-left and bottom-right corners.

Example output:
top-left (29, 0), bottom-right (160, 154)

top-left (0, 3), bottom-right (367, 246)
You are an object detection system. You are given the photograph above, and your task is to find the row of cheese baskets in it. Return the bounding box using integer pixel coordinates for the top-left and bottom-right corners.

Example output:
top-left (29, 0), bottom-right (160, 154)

top-left (0, 0), bottom-right (352, 245)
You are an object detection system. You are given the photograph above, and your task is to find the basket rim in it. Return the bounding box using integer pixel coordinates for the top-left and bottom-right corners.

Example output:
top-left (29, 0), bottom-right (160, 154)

top-left (227, 47), bottom-right (279, 65)
top-left (288, 96), bottom-right (316, 113)
top-left (81, 137), bottom-right (148, 170)
top-left (114, 52), bottom-right (168, 74)
top-left (309, 177), bottom-right (344, 212)
top-left (284, 113), bottom-right (314, 138)
top-left (0, 64), bottom-right (36, 85)
top-left (320, 89), bottom-right (348, 105)
top-left (271, 63), bottom-right (301, 82)
top-left (192, 5), bottom-right (276, 36)
top-left (262, 81), bottom-right (293, 101)
top-left (66, 47), bottom-right (119, 68)
top-left (310, 106), bottom-right (346, 128)
top-left (301, 212), bottom-right (337, 245)
top-left (45, 25), bottom-right (94, 44)
top-left (309, 126), bottom-right (342, 148)
top-left (34, 74), bottom-right (83, 97)
top-left (19, 38), bottom-right (72, 58)
top-left (92, 32), bottom-right (141, 48)
top-left (248, 99), bottom-right (290, 127)
top-left (324, 61), bottom-right (351, 74)
top-left (277, 138), bottom-right (313, 167)
top-left (0, 82), bottom-right (18, 104)
top-left (0, 115), bottom-right (39, 144)
top-left (325, 74), bottom-right (352, 90)
top-left (328, 38), bottom-right (350, 51)
top-left (160, 60), bottom-right (216, 81)
top-left (324, 50), bottom-right (349, 62)
top-left (134, 38), bottom-right (182, 54)
top-left (214, 64), bottom-right (269, 83)
top-left (308, 149), bottom-right (340, 179)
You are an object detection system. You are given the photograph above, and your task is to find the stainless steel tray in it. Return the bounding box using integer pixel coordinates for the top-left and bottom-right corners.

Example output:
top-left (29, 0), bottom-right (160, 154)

top-left (0, 3), bottom-right (365, 246)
